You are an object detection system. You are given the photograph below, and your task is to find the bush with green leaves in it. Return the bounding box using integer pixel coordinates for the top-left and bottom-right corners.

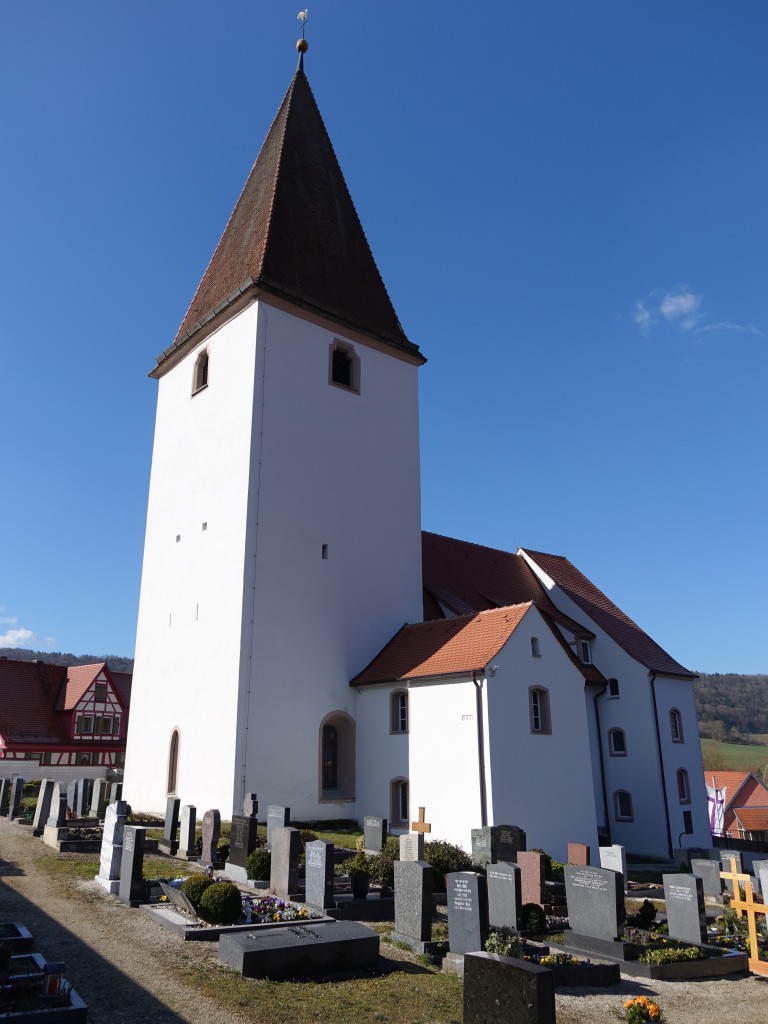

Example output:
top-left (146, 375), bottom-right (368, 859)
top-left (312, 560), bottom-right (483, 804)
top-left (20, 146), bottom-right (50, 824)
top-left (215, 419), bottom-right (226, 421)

top-left (423, 839), bottom-right (472, 889)
top-left (638, 946), bottom-right (704, 965)
top-left (246, 847), bottom-right (271, 880)
top-left (344, 852), bottom-right (371, 878)
top-left (484, 927), bottom-right (521, 958)
top-left (179, 875), bottom-right (215, 911)
top-left (521, 903), bottom-right (547, 933)
top-left (626, 899), bottom-right (657, 930)
top-left (198, 882), bottom-right (243, 925)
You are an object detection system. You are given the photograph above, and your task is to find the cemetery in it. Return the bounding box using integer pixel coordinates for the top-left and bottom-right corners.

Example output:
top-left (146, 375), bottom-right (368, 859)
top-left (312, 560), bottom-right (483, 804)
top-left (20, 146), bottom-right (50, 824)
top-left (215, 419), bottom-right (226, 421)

top-left (0, 923), bottom-right (88, 1021)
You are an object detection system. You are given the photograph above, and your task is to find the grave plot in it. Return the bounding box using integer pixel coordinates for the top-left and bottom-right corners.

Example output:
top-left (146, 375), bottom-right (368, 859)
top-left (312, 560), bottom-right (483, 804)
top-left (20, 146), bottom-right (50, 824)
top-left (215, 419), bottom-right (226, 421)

top-left (218, 920), bottom-right (380, 979)
top-left (0, 924), bottom-right (33, 954)
top-left (483, 930), bottom-right (620, 988)
top-left (0, 931), bottom-right (88, 1022)
top-left (715, 861), bottom-right (768, 975)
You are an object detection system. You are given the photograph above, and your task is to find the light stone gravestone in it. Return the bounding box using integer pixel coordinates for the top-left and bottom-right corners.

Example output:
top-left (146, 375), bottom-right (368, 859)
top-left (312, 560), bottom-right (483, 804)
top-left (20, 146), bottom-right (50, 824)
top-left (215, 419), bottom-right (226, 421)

top-left (65, 780), bottom-right (76, 815)
top-left (720, 852), bottom-right (743, 894)
top-left (599, 844), bottom-right (627, 886)
top-left (160, 881), bottom-right (199, 917)
top-left (662, 873), bottom-right (707, 944)
top-left (75, 778), bottom-right (93, 818)
top-left (0, 779), bottom-right (10, 815)
top-left (158, 796), bottom-right (181, 855)
top-left (518, 851), bottom-right (547, 907)
top-left (108, 782), bottom-right (123, 803)
top-left (753, 860), bottom-right (768, 900)
top-left (32, 779), bottom-right (55, 836)
top-left (8, 777), bottom-right (25, 818)
top-left (399, 832), bottom-right (425, 862)
top-left (243, 793), bottom-right (258, 818)
top-left (446, 872), bottom-right (489, 957)
top-left (95, 800), bottom-right (128, 894)
top-left (89, 778), bottom-right (109, 820)
top-left (363, 815), bottom-right (388, 854)
top-left (464, 952), bottom-right (556, 1024)
top-left (119, 825), bottom-right (146, 906)
top-left (392, 859), bottom-right (434, 951)
top-left (487, 862), bottom-right (522, 931)
top-left (270, 826), bottom-right (302, 899)
top-left (305, 839), bottom-right (335, 910)
top-left (201, 809), bottom-right (222, 865)
top-left (691, 858), bottom-right (725, 899)
top-left (47, 783), bottom-right (67, 826)
top-left (176, 804), bottom-right (198, 860)
top-left (567, 842), bottom-right (591, 865)
top-left (225, 814), bottom-right (260, 882)
top-left (266, 805), bottom-right (290, 850)
top-left (564, 865), bottom-right (625, 942)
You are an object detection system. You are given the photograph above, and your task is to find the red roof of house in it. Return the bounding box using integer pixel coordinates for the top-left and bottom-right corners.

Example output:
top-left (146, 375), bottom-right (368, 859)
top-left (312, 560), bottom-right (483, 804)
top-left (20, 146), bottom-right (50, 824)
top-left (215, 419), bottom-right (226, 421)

top-left (733, 807), bottom-right (768, 831)
top-left (520, 548), bottom-right (695, 678)
top-left (56, 663), bottom-right (106, 710)
top-left (159, 62), bottom-right (421, 371)
top-left (352, 603), bottom-right (535, 685)
top-left (706, 771), bottom-right (768, 808)
top-left (0, 659), bottom-right (69, 744)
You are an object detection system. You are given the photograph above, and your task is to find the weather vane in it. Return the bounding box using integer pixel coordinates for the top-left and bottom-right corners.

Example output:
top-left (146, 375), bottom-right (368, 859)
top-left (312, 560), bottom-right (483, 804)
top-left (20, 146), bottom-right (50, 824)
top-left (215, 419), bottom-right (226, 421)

top-left (297, 9), bottom-right (309, 54)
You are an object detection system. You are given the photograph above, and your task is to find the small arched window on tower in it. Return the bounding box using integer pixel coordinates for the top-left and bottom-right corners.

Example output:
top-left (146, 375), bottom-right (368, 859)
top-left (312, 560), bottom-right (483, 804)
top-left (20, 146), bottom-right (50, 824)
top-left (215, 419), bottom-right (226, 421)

top-left (391, 690), bottom-right (408, 733)
top-left (390, 778), bottom-right (409, 826)
top-left (608, 727), bottom-right (627, 756)
top-left (614, 789), bottom-right (634, 822)
top-left (193, 350), bottom-right (209, 394)
top-left (167, 729), bottom-right (180, 795)
top-left (329, 340), bottom-right (360, 393)
top-left (670, 708), bottom-right (684, 743)
top-left (677, 768), bottom-right (691, 804)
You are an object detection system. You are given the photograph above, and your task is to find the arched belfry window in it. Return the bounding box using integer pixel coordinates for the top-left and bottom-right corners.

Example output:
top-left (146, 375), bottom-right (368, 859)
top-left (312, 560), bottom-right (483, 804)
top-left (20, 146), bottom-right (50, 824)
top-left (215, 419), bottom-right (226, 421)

top-left (670, 709), bottom-right (684, 743)
top-left (167, 729), bottom-right (180, 795)
top-left (193, 350), bottom-right (209, 394)
top-left (319, 711), bottom-right (356, 800)
top-left (329, 340), bottom-right (360, 393)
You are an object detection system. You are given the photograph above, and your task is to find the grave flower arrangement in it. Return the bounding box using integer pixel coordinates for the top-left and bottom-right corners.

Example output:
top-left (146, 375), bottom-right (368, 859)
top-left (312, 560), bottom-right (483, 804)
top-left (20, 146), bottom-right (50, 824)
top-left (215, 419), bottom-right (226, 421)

top-left (622, 995), bottom-right (664, 1023)
top-left (241, 896), bottom-right (321, 924)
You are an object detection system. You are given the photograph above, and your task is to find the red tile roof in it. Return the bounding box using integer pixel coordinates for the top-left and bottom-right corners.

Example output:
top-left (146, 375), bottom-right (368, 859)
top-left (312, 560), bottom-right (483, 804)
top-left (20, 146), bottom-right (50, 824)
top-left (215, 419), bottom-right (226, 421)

top-left (520, 548), bottom-right (695, 678)
top-left (352, 604), bottom-right (534, 685)
top-left (733, 807), bottom-right (768, 831)
top-left (56, 663), bottom-right (105, 711)
top-left (0, 659), bottom-right (69, 744)
top-left (160, 63), bottom-right (422, 371)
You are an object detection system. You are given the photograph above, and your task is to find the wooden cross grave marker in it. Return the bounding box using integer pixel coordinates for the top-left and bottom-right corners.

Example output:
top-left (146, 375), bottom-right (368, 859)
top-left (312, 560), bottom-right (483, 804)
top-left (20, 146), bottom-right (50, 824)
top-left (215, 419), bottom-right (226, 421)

top-left (411, 806), bottom-right (431, 835)
top-left (720, 856), bottom-right (768, 977)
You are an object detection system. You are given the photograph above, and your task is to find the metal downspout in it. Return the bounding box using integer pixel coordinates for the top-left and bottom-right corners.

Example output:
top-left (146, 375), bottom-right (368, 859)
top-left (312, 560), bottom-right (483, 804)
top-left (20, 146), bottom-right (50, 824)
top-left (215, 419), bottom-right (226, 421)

top-left (473, 671), bottom-right (488, 827)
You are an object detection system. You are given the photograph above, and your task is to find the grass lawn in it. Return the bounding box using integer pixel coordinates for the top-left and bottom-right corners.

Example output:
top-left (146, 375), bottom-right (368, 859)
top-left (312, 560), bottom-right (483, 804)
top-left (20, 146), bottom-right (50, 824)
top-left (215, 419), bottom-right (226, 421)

top-left (700, 738), bottom-right (768, 772)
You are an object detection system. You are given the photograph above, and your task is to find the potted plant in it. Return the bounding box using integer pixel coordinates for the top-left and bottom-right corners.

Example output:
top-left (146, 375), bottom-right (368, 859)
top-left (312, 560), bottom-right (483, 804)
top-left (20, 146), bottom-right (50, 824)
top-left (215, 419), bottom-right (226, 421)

top-left (347, 853), bottom-right (371, 899)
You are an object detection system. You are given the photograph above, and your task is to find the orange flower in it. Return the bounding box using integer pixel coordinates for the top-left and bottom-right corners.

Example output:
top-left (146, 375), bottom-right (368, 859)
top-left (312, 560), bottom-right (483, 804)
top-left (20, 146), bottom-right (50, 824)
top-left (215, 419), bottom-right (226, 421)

top-left (625, 1000), bottom-right (634, 1009)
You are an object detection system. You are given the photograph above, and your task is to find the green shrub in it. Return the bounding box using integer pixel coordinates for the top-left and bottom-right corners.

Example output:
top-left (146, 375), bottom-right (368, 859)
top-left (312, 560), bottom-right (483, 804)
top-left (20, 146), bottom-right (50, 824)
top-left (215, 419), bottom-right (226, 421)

top-left (368, 851), bottom-right (395, 887)
top-left (217, 842), bottom-right (230, 863)
top-left (299, 829), bottom-right (318, 846)
top-left (484, 927), bottom-right (521, 958)
top-left (179, 875), bottom-right (215, 910)
top-left (198, 882), bottom-right (243, 925)
top-left (626, 899), bottom-right (657, 930)
top-left (424, 840), bottom-right (472, 889)
top-left (246, 847), bottom-right (271, 880)
top-left (344, 852), bottom-right (371, 878)
top-left (549, 859), bottom-right (565, 882)
top-left (521, 903), bottom-right (547, 933)
top-left (638, 946), bottom-right (704, 964)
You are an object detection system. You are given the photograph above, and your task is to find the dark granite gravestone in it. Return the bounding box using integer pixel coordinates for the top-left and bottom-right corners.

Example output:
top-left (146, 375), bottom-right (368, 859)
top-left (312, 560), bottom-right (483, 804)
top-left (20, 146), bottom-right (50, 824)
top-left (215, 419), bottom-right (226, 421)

top-left (89, 778), bottom-right (109, 819)
top-left (598, 844), bottom-right (627, 886)
top-left (567, 843), bottom-right (591, 865)
top-left (229, 815), bottom-right (259, 869)
top-left (160, 882), bottom-right (199, 917)
top-left (691, 858), bottom-right (725, 899)
top-left (66, 781), bottom-right (77, 814)
top-left (243, 793), bottom-right (258, 818)
top-left (392, 860), bottom-right (433, 950)
top-left (201, 809), bottom-right (222, 865)
top-left (32, 779), bottom-right (55, 835)
top-left (564, 865), bottom-right (625, 941)
top-left (487, 862), bottom-right (522, 931)
top-left (754, 860), bottom-right (768, 900)
top-left (363, 815), bottom-right (388, 854)
top-left (47, 783), bottom-right (67, 827)
top-left (0, 779), bottom-right (10, 815)
top-left (518, 851), bottom-right (546, 907)
top-left (447, 872), bottom-right (489, 954)
top-left (218, 921), bottom-right (380, 978)
top-left (471, 825), bottom-right (525, 867)
top-left (158, 797), bottom-right (181, 855)
top-left (399, 832), bottom-right (425, 861)
top-left (95, 800), bottom-right (128, 894)
top-left (119, 825), bottom-right (147, 906)
top-left (266, 805), bottom-right (290, 850)
top-left (177, 805), bottom-right (198, 860)
top-left (662, 873), bottom-right (707, 944)
top-left (464, 952), bottom-right (556, 1024)
top-left (75, 778), bottom-right (93, 818)
top-left (305, 839), bottom-right (335, 910)
top-left (270, 826), bottom-right (302, 898)
top-left (8, 777), bottom-right (25, 818)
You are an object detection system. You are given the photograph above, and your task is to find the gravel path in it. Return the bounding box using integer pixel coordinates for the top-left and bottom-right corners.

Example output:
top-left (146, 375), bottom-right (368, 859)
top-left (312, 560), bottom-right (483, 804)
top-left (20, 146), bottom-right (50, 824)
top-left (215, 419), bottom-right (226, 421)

top-left (1, 817), bottom-right (767, 1022)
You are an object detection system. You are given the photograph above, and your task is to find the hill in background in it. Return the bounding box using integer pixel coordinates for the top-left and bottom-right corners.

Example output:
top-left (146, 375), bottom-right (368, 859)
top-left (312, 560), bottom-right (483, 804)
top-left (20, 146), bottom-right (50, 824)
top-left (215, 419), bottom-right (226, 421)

top-left (0, 647), bottom-right (134, 674)
top-left (694, 672), bottom-right (768, 742)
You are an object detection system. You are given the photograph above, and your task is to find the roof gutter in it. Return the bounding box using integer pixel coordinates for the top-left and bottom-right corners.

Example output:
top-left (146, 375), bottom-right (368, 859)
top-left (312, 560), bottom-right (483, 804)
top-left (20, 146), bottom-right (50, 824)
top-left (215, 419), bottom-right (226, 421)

top-left (649, 670), bottom-right (674, 859)
top-left (473, 671), bottom-right (488, 828)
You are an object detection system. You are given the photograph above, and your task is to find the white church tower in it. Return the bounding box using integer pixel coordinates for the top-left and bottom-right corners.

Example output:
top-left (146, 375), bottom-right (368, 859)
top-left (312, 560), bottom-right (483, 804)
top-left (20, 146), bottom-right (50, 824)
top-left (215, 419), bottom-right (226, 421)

top-left (124, 48), bottom-right (425, 816)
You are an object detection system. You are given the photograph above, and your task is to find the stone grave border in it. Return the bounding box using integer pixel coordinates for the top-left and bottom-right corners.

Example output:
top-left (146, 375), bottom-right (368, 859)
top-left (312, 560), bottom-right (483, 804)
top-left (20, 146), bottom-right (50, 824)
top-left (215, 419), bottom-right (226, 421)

top-left (0, 922), bottom-right (34, 952)
top-left (140, 903), bottom-right (334, 942)
top-left (559, 930), bottom-right (748, 980)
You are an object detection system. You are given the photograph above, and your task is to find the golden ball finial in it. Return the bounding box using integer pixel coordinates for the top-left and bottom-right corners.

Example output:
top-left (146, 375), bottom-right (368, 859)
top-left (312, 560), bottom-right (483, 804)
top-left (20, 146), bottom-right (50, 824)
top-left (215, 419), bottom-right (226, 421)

top-left (296, 38), bottom-right (309, 53)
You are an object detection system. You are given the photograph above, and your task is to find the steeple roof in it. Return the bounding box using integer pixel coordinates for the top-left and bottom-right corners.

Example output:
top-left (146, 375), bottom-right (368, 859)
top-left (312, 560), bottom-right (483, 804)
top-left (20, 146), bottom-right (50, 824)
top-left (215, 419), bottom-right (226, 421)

top-left (158, 61), bottom-right (421, 370)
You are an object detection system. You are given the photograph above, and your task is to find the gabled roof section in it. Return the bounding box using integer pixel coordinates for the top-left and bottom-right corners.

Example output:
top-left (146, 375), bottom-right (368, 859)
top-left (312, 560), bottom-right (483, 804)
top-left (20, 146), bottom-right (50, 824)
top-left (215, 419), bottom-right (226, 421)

top-left (0, 659), bottom-right (69, 744)
top-left (160, 62), bottom-right (421, 370)
top-left (56, 663), bottom-right (108, 711)
top-left (352, 603), bottom-right (534, 686)
top-left (521, 548), bottom-right (696, 679)
top-left (706, 771), bottom-right (766, 808)
top-left (733, 807), bottom-right (768, 831)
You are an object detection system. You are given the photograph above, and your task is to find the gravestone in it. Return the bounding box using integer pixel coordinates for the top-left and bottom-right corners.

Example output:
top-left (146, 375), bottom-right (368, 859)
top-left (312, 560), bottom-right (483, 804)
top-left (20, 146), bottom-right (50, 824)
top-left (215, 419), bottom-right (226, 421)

top-left (119, 825), bottom-right (147, 905)
top-left (392, 860), bottom-right (433, 950)
top-left (753, 860), bottom-right (768, 900)
top-left (65, 781), bottom-right (77, 814)
top-left (8, 777), bottom-right (25, 818)
top-left (225, 814), bottom-right (260, 882)
top-left (218, 921), bottom-right (380, 978)
top-left (518, 851), bottom-right (546, 907)
top-left (75, 778), bottom-right (93, 818)
top-left (567, 843), bottom-right (590, 865)
top-left (564, 865), bottom-right (625, 941)
top-left (0, 779), bottom-right (10, 815)
top-left (159, 881), bottom-right (199, 917)
top-left (487, 862), bottom-right (522, 931)
top-left (243, 793), bottom-right (258, 818)
top-left (95, 800), bottom-right (128, 894)
top-left (270, 826), bottom-right (302, 899)
top-left (447, 871), bottom-right (489, 954)
top-left (47, 783), bottom-right (67, 827)
top-left (266, 805), bottom-right (290, 850)
top-left (464, 952), bottom-right (556, 1024)
top-left (89, 778), bottom-right (109, 819)
top-left (662, 873), bottom-right (707, 944)
top-left (471, 824), bottom-right (525, 867)
top-left (108, 782), bottom-right (123, 803)
top-left (305, 839), bottom-right (335, 910)
top-left (599, 844), bottom-right (627, 886)
top-left (363, 815), bottom-right (388, 854)
top-left (399, 832), bottom-right (425, 862)
top-left (691, 858), bottom-right (725, 899)
top-left (201, 809), bottom-right (222, 866)
top-left (32, 779), bottom-right (55, 835)
top-left (158, 796), bottom-right (181, 855)
top-left (177, 804), bottom-right (198, 860)
top-left (719, 851), bottom-right (742, 894)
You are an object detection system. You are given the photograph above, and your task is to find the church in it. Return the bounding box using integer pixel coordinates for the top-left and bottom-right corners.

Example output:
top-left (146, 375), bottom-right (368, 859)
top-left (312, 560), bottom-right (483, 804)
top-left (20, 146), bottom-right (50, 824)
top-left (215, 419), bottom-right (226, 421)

top-left (123, 44), bottom-right (709, 862)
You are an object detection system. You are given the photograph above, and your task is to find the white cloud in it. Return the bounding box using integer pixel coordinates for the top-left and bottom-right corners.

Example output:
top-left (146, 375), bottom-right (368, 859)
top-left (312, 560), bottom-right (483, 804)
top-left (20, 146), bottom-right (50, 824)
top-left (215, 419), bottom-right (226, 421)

top-left (0, 627), bottom-right (36, 648)
top-left (660, 289), bottom-right (701, 325)
top-left (694, 321), bottom-right (764, 338)
top-left (633, 302), bottom-right (654, 336)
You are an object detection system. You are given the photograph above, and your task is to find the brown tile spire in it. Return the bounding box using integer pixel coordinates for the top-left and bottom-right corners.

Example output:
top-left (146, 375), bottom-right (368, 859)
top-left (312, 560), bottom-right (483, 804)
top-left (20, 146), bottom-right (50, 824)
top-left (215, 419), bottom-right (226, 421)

top-left (157, 62), bottom-right (421, 370)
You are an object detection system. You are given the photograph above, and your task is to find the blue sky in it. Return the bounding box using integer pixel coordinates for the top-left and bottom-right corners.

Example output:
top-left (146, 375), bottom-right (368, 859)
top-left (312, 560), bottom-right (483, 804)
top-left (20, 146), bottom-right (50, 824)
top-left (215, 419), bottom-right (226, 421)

top-left (1, 2), bottom-right (766, 673)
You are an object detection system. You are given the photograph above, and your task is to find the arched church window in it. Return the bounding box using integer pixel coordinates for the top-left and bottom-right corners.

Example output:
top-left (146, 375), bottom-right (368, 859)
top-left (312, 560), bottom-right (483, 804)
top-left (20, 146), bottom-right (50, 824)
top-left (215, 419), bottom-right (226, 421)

top-left (608, 727), bottom-right (627, 756)
top-left (319, 711), bottom-right (356, 799)
top-left (670, 709), bottom-right (684, 743)
top-left (167, 729), bottom-right (179, 795)
top-left (528, 686), bottom-right (551, 734)
top-left (193, 350), bottom-right (209, 394)
top-left (391, 690), bottom-right (408, 733)
top-left (390, 778), bottom-right (409, 825)
top-left (677, 768), bottom-right (691, 804)
top-left (322, 724), bottom-right (338, 791)
top-left (329, 340), bottom-right (360, 393)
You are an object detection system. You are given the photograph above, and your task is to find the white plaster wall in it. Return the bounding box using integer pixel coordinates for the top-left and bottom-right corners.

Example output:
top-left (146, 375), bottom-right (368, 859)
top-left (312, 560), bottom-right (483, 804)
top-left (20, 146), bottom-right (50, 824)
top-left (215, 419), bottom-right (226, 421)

top-left (484, 609), bottom-right (599, 862)
top-left (354, 683), bottom-right (411, 824)
top-left (124, 305), bottom-right (259, 813)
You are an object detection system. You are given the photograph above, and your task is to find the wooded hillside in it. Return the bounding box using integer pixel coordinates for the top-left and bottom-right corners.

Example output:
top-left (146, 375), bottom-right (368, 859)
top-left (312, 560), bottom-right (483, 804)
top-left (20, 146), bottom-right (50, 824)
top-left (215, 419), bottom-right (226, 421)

top-left (0, 647), bottom-right (134, 674)
top-left (694, 672), bottom-right (768, 740)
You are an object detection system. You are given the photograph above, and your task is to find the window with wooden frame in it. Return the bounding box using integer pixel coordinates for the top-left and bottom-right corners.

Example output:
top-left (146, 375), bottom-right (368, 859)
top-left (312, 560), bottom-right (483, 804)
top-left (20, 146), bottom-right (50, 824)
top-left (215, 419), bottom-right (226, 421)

top-left (391, 690), bottom-right (408, 733)
top-left (390, 778), bottom-right (409, 825)
top-left (192, 350), bottom-right (209, 394)
top-left (529, 686), bottom-right (551, 734)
